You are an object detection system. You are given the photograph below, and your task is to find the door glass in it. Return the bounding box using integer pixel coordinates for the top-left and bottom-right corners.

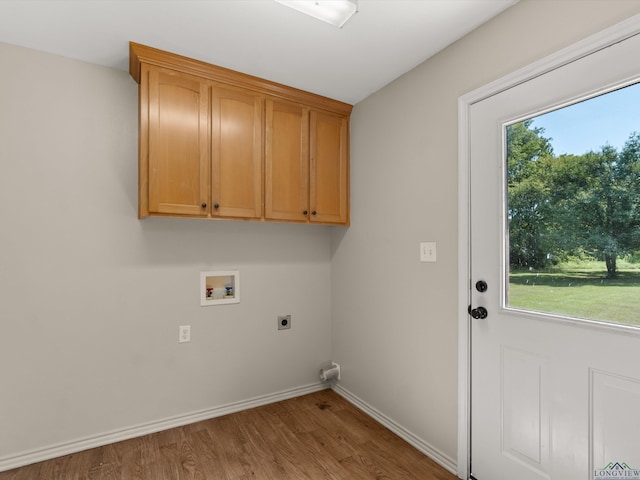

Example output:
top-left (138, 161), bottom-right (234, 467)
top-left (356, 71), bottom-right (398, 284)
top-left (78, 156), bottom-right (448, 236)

top-left (506, 82), bottom-right (640, 327)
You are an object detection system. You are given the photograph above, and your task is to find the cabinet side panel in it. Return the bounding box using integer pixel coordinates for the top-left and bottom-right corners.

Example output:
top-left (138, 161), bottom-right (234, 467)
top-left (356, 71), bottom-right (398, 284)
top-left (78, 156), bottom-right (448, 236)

top-left (138, 66), bottom-right (150, 218)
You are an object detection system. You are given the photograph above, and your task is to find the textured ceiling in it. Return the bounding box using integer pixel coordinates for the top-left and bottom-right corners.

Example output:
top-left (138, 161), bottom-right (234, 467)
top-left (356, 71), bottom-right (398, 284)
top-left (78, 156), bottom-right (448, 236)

top-left (0, 0), bottom-right (518, 104)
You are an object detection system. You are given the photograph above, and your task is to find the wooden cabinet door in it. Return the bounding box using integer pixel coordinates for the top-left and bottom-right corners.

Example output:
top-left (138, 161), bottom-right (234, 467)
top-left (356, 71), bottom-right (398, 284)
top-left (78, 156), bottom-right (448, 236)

top-left (310, 110), bottom-right (349, 225)
top-left (145, 66), bottom-right (209, 217)
top-left (265, 99), bottom-right (309, 222)
top-left (211, 86), bottom-right (263, 219)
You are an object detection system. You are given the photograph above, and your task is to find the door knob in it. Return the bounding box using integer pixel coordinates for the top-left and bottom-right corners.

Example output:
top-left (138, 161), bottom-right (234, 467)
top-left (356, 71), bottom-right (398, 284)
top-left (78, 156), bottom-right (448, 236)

top-left (468, 306), bottom-right (488, 319)
top-left (475, 280), bottom-right (488, 292)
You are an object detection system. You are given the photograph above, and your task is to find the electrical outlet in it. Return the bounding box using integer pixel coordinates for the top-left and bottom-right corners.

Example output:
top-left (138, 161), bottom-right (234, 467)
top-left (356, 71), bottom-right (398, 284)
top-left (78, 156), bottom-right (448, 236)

top-left (179, 325), bottom-right (191, 343)
top-left (278, 315), bottom-right (291, 330)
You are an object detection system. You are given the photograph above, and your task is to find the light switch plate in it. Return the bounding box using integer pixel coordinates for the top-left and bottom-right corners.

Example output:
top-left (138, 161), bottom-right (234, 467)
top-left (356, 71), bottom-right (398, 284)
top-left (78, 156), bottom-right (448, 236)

top-left (420, 242), bottom-right (437, 262)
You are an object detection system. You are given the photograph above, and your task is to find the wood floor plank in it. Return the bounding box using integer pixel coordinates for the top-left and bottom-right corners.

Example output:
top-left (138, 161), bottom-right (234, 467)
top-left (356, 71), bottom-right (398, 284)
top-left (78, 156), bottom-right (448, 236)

top-left (0, 390), bottom-right (457, 480)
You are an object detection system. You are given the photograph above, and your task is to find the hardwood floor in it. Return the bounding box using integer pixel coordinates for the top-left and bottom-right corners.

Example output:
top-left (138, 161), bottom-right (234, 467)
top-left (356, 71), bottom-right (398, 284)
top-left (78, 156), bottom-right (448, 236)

top-left (0, 389), bottom-right (457, 480)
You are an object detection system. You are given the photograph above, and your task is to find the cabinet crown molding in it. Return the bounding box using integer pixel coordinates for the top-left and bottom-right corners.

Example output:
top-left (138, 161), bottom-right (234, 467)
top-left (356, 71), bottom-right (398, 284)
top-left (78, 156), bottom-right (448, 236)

top-left (129, 42), bottom-right (353, 116)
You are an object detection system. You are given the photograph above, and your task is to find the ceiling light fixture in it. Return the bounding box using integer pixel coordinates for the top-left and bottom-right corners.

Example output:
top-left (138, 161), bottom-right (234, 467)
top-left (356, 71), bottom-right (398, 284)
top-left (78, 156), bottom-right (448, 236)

top-left (274, 0), bottom-right (358, 28)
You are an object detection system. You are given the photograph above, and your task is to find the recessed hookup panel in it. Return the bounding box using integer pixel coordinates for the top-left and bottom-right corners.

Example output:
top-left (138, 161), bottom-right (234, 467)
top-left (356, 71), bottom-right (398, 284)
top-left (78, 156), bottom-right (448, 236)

top-left (200, 270), bottom-right (240, 306)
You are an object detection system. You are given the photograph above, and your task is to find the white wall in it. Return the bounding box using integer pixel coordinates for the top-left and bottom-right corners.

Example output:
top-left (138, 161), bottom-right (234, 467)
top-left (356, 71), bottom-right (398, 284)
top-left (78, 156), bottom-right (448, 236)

top-left (4, 0), bottom-right (640, 473)
top-left (0, 43), bottom-right (332, 465)
top-left (331, 0), bottom-right (640, 468)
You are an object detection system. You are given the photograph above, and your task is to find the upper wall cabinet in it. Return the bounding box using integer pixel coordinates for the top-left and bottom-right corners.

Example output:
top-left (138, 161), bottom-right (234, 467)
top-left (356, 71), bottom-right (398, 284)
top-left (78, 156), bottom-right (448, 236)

top-left (130, 42), bottom-right (352, 225)
top-left (211, 85), bottom-right (264, 220)
top-left (309, 110), bottom-right (349, 225)
top-left (144, 66), bottom-right (209, 217)
top-left (264, 100), bottom-right (349, 225)
top-left (265, 99), bottom-right (310, 222)
top-left (139, 63), bottom-right (263, 220)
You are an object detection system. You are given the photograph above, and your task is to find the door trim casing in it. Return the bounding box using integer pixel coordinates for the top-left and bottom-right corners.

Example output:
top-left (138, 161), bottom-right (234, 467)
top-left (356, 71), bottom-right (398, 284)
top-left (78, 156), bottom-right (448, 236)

top-left (456, 13), bottom-right (640, 480)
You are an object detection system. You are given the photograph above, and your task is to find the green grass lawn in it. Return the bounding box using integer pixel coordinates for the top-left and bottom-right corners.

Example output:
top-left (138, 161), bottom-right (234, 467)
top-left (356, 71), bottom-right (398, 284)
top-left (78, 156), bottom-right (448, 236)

top-left (509, 260), bottom-right (640, 326)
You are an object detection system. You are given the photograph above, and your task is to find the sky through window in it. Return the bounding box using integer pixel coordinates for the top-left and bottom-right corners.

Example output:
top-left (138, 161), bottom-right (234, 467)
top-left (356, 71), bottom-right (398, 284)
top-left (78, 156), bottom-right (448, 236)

top-left (531, 82), bottom-right (640, 155)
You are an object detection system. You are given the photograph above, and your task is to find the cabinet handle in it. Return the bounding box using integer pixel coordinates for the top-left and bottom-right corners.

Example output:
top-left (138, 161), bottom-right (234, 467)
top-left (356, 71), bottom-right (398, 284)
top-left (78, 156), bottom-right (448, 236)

top-left (214, 203), bottom-right (220, 209)
top-left (201, 202), bottom-right (207, 209)
top-left (311, 211), bottom-right (317, 216)
top-left (303, 210), bottom-right (308, 215)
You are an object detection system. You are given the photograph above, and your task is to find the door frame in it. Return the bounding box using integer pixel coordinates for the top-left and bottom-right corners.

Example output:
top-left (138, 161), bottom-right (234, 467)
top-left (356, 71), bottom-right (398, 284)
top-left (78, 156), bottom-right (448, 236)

top-left (456, 14), bottom-right (640, 480)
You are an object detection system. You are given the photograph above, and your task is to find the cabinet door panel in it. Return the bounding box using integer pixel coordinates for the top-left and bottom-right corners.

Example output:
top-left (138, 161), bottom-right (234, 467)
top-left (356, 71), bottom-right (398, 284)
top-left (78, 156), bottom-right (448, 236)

top-left (265, 100), bottom-right (309, 222)
top-left (211, 86), bottom-right (263, 219)
top-left (310, 111), bottom-right (349, 225)
top-left (147, 66), bottom-right (209, 216)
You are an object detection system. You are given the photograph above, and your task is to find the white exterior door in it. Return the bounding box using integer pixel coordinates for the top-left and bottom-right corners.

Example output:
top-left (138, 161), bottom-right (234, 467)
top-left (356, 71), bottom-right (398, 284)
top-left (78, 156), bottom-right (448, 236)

top-left (468, 29), bottom-right (640, 480)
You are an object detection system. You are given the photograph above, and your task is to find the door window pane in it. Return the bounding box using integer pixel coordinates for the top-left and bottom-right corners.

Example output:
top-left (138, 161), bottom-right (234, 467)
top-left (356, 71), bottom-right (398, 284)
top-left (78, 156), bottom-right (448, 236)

top-left (506, 83), bottom-right (640, 327)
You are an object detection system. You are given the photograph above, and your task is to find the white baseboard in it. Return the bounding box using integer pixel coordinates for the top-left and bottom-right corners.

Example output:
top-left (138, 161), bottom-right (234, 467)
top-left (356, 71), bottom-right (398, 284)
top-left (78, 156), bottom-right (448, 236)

top-left (0, 382), bottom-right (328, 473)
top-left (332, 384), bottom-right (458, 476)
top-left (1, 382), bottom-right (458, 476)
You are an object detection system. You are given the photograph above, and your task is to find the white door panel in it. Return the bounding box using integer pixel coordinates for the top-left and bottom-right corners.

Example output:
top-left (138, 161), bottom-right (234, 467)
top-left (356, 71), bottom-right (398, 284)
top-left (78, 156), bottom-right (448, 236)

top-left (592, 370), bottom-right (640, 470)
top-left (470, 31), bottom-right (640, 480)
